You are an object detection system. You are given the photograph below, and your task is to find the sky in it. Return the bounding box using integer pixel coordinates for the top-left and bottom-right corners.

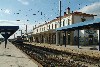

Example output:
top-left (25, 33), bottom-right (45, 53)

top-left (0, 0), bottom-right (100, 39)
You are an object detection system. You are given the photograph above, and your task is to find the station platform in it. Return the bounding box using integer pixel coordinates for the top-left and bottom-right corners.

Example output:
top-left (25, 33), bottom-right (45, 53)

top-left (0, 41), bottom-right (38, 67)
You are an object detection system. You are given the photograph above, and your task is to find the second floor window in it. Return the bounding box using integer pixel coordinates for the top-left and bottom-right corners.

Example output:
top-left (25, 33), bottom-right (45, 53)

top-left (40, 28), bottom-right (41, 31)
top-left (68, 19), bottom-right (70, 25)
top-left (44, 27), bottom-right (45, 31)
top-left (49, 25), bottom-right (50, 29)
top-left (37, 29), bottom-right (38, 32)
top-left (63, 20), bottom-right (65, 26)
top-left (55, 24), bottom-right (57, 29)
top-left (52, 24), bottom-right (53, 29)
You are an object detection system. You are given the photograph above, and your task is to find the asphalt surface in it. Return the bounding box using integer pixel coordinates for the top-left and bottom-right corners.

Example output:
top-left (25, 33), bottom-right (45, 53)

top-left (0, 41), bottom-right (38, 67)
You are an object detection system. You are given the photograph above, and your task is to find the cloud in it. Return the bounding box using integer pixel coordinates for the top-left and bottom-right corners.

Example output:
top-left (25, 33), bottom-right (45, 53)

top-left (17, 0), bottom-right (29, 5)
top-left (0, 9), bottom-right (11, 15)
top-left (4, 9), bottom-right (11, 14)
top-left (0, 20), bottom-right (34, 39)
top-left (78, 2), bottom-right (100, 18)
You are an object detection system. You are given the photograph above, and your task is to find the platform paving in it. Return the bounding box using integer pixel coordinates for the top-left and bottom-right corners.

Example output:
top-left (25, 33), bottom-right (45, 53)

top-left (0, 41), bottom-right (38, 67)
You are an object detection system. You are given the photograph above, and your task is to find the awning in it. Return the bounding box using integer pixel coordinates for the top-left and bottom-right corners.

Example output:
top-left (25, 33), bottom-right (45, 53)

top-left (0, 26), bottom-right (19, 48)
top-left (0, 26), bottom-right (19, 38)
top-left (56, 18), bottom-right (100, 31)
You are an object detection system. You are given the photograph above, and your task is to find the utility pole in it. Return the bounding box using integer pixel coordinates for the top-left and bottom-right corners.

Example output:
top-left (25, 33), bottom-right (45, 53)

top-left (59, 0), bottom-right (61, 27)
top-left (26, 25), bottom-right (27, 35)
top-left (59, 0), bottom-right (61, 45)
top-left (56, 0), bottom-right (62, 45)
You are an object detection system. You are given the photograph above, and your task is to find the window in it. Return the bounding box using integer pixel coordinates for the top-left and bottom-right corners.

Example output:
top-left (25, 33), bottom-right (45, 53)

top-left (68, 19), bottom-right (70, 25)
top-left (44, 27), bottom-right (45, 31)
top-left (37, 29), bottom-right (38, 32)
top-left (52, 24), bottom-right (53, 29)
top-left (55, 24), bottom-right (57, 29)
top-left (63, 20), bottom-right (65, 26)
top-left (40, 28), bottom-right (41, 31)
top-left (49, 25), bottom-right (50, 29)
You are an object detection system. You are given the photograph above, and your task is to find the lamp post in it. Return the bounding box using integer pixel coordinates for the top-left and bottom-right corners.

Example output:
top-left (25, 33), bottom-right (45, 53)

top-left (24, 24), bottom-right (27, 35)
top-left (59, 0), bottom-right (61, 27)
top-left (56, 0), bottom-right (62, 45)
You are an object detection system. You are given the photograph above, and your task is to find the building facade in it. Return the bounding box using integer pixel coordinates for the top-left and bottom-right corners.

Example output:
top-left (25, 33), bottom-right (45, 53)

top-left (32, 7), bottom-right (98, 46)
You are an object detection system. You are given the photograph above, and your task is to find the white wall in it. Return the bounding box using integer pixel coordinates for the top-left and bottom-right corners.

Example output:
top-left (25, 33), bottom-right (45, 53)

top-left (61, 15), bottom-right (72, 27)
top-left (33, 14), bottom-right (94, 35)
top-left (73, 15), bottom-right (94, 23)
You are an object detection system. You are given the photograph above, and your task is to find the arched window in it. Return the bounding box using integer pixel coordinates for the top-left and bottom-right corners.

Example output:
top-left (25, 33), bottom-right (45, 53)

top-left (52, 24), bottom-right (53, 29)
top-left (37, 29), bottom-right (38, 32)
top-left (55, 24), bottom-right (57, 29)
top-left (40, 28), bottom-right (41, 31)
top-left (68, 19), bottom-right (70, 25)
top-left (63, 20), bottom-right (65, 26)
top-left (49, 25), bottom-right (50, 29)
top-left (44, 27), bottom-right (45, 31)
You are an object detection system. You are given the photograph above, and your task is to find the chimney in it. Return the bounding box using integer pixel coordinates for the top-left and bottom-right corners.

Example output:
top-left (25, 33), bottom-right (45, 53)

top-left (35, 25), bottom-right (36, 28)
top-left (64, 12), bottom-right (66, 16)
top-left (72, 11), bottom-right (73, 13)
top-left (66, 7), bottom-right (70, 14)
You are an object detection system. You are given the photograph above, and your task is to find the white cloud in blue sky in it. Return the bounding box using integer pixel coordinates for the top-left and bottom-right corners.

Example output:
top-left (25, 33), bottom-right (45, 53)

top-left (0, 0), bottom-right (100, 39)
top-left (78, 2), bottom-right (100, 18)
top-left (0, 20), bottom-right (34, 39)
top-left (4, 9), bottom-right (11, 14)
top-left (17, 0), bottom-right (29, 5)
top-left (0, 9), bottom-right (11, 14)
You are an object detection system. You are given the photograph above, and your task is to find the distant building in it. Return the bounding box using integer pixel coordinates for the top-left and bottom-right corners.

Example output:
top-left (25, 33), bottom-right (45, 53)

top-left (32, 7), bottom-right (98, 45)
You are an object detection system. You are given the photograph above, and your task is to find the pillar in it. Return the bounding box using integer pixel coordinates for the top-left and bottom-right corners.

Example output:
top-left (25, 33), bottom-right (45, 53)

top-left (59, 32), bottom-right (61, 45)
top-left (44, 34), bottom-right (45, 43)
top-left (98, 27), bottom-right (100, 51)
top-left (40, 34), bottom-right (41, 44)
top-left (64, 31), bottom-right (66, 47)
top-left (5, 32), bottom-right (7, 48)
top-left (56, 31), bottom-right (59, 45)
top-left (78, 30), bottom-right (79, 48)
top-left (52, 34), bottom-right (53, 44)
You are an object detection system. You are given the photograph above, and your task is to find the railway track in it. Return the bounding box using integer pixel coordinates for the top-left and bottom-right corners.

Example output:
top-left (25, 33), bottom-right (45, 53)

top-left (13, 43), bottom-right (100, 67)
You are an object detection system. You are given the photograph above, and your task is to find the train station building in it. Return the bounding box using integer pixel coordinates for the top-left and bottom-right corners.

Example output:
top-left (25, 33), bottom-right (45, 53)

top-left (32, 7), bottom-right (100, 47)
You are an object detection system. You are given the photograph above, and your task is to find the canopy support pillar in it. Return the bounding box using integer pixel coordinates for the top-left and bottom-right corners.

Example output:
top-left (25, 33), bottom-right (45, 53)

top-left (99, 27), bottom-right (100, 51)
top-left (78, 30), bottom-right (79, 48)
top-left (64, 31), bottom-right (66, 47)
top-left (5, 32), bottom-right (7, 48)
